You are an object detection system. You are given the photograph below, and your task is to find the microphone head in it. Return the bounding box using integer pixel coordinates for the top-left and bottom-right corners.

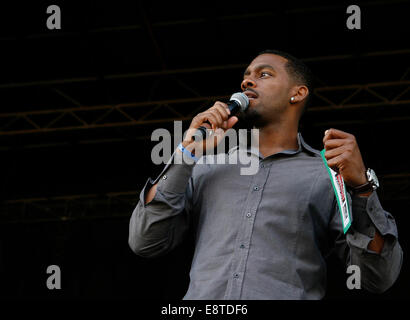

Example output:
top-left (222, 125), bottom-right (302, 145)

top-left (230, 92), bottom-right (249, 112)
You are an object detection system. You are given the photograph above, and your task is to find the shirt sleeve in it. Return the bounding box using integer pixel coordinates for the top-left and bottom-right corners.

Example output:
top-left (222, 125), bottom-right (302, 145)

top-left (330, 191), bottom-right (403, 293)
top-left (128, 148), bottom-right (196, 258)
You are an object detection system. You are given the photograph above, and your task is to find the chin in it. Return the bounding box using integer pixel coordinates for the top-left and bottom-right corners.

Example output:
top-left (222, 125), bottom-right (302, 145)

top-left (239, 106), bottom-right (268, 129)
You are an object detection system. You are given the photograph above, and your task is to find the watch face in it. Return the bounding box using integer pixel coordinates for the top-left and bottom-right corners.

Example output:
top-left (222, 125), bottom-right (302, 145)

top-left (367, 169), bottom-right (380, 188)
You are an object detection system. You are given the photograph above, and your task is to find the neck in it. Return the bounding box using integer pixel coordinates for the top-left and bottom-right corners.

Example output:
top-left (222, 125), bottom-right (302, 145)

top-left (255, 121), bottom-right (299, 158)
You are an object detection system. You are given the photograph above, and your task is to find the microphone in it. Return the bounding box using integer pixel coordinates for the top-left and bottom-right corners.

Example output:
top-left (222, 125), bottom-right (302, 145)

top-left (194, 92), bottom-right (249, 140)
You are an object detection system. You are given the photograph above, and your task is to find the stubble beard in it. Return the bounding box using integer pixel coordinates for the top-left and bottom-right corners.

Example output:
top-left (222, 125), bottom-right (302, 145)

top-left (238, 104), bottom-right (269, 129)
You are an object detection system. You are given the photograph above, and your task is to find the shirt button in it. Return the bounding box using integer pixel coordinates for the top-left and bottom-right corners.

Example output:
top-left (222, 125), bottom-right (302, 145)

top-left (233, 273), bottom-right (239, 279)
top-left (246, 212), bottom-right (252, 218)
top-left (253, 186), bottom-right (259, 191)
top-left (240, 244), bottom-right (245, 249)
top-left (162, 175), bottom-right (167, 180)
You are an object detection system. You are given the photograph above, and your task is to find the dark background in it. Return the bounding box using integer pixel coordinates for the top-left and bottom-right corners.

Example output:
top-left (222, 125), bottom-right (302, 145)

top-left (0, 0), bottom-right (409, 300)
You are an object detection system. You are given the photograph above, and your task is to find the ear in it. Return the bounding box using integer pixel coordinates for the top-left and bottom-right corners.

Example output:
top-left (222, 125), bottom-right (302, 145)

top-left (290, 85), bottom-right (309, 104)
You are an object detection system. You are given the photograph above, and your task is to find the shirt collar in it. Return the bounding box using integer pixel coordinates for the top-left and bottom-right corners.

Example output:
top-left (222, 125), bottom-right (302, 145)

top-left (228, 132), bottom-right (320, 159)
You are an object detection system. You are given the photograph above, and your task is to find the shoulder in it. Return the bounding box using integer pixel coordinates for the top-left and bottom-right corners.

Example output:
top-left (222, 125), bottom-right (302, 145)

top-left (296, 140), bottom-right (334, 193)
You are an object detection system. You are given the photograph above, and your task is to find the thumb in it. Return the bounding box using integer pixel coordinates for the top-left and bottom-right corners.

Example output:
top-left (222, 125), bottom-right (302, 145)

top-left (226, 116), bottom-right (239, 129)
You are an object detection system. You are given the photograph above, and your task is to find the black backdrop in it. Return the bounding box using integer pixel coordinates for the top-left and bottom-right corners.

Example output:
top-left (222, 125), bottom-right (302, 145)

top-left (0, 0), bottom-right (409, 301)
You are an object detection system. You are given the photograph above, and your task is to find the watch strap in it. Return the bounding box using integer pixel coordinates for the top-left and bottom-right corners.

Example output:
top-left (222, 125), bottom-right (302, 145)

top-left (351, 181), bottom-right (374, 195)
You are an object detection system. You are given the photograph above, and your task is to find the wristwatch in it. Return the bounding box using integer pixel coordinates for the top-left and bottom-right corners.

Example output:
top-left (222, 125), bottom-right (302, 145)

top-left (351, 168), bottom-right (379, 195)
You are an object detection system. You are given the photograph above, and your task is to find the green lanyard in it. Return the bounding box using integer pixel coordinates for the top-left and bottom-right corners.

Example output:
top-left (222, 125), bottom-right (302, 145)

top-left (320, 149), bottom-right (352, 234)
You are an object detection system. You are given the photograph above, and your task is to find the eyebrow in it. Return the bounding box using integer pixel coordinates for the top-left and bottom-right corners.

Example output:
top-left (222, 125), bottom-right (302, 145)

top-left (243, 64), bottom-right (276, 77)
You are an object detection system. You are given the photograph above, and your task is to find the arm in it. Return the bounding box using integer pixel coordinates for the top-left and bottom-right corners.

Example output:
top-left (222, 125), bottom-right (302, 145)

top-left (128, 147), bottom-right (196, 258)
top-left (355, 190), bottom-right (384, 254)
top-left (324, 128), bottom-right (403, 293)
top-left (129, 102), bottom-right (238, 257)
top-left (330, 190), bottom-right (403, 293)
top-left (144, 141), bottom-right (195, 205)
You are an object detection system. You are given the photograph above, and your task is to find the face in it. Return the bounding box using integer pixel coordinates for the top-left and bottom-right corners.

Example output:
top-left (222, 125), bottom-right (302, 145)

top-left (241, 53), bottom-right (293, 127)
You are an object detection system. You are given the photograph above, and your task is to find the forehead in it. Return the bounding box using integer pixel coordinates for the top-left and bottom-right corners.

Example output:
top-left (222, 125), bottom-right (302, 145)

top-left (246, 53), bottom-right (288, 72)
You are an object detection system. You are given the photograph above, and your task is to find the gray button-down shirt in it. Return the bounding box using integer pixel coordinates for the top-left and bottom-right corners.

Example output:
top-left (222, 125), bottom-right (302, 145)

top-left (128, 133), bottom-right (402, 299)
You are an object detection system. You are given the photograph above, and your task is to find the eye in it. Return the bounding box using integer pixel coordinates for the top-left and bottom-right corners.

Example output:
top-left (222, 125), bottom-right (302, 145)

top-left (260, 71), bottom-right (271, 78)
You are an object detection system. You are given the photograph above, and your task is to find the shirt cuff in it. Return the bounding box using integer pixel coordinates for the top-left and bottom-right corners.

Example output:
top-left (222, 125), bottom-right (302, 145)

top-left (350, 191), bottom-right (398, 238)
top-left (145, 148), bottom-right (196, 198)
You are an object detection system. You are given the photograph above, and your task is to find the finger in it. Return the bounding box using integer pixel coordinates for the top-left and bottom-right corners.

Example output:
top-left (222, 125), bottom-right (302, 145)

top-left (323, 128), bottom-right (352, 143)
top-left (324, 138), bottom-right (349, 150)
top-left (191, 112), bottom-right (208, 128)
top-left (214, 101), bottom-right (229, 111)
top-left (326, 153), bottom-right (345, 170)
top-left (201, 112), bottom-right (218, 129)
top-left (213, 102), bottom-right (230, 120)
top-left (213, 105), bottom-right (229, 123)
top-left (324, 145), bottom-right (348, 160)
top-left (208, 109), bottom-right (224, 128)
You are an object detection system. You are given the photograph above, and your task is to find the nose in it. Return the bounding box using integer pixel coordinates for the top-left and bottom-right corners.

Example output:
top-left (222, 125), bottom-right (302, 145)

top-left (241, 78), bottom-right (256, 91)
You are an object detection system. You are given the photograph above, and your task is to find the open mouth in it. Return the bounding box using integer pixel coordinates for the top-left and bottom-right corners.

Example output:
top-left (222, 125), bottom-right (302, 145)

top-left (244, 90), bottom-right (258, 100)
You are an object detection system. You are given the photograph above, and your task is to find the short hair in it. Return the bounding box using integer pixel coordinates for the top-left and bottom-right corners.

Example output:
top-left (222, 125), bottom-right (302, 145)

top-left (258, 49), bottom-right (314, 113)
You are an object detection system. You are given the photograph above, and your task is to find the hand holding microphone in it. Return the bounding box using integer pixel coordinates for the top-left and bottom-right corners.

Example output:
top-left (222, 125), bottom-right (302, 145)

top-left (181, 92), bottom-right (249, 155)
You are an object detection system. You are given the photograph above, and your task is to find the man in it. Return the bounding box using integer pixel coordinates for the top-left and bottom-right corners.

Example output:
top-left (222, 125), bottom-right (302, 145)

top-left (128, 50), bottom-right (403, 299)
